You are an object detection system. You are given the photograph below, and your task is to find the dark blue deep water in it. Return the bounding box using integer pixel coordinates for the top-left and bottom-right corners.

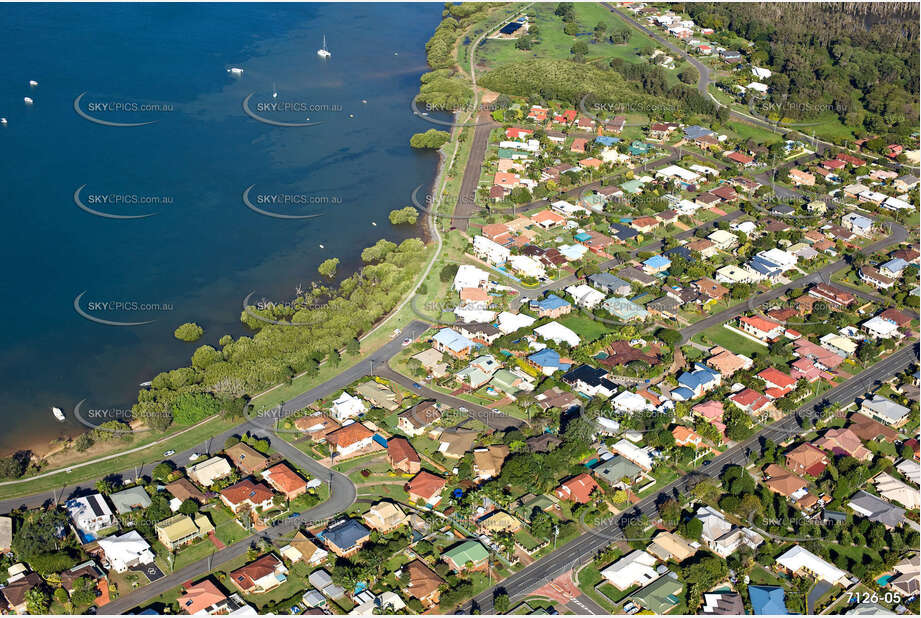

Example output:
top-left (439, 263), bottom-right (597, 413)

top-left (0, 2), bottom-right (442, 453)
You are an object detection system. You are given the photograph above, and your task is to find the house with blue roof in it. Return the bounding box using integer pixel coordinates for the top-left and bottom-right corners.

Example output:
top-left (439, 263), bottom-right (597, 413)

top-left (530, 294), bottom-right (572, 318)
top-left (749, 585), bottom-right (788, 615)
top-left (684, 125), bottom-right (714, 140)
top-left (588, 272), bottom-right (631, 296)
top-left (664, 245), bottom-right (693, 261)
top-left (746, 255), bottom-right (784, 282)
top-left (610, 223), bottom-right (639, 242)
top-left (432, 328), bottom-right (474, 359)
top-left (642, 255), bottom-right (672, 274)
top-left (629, 141), bottom-right (650, 156)
top-left (677, 363), bottom-right (722, 399)
top-left (842, 213), bottom-right (873, 237)
top-left (527, 348), bottom-right (571, 376)
top-left (602, 297), bottom-right (649, 322)
top-left (573, 231), bottom-right (592, 243)
top-left (880, 258), bottom-right (909, 278)
top-left (322, 518), bottom-right (371, 557)
top-left (595, 135), bottom-right (620, 147)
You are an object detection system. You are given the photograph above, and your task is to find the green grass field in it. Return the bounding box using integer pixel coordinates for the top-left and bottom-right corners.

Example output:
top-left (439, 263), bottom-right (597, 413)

top-left (695, 323), bottom-right (768, 358)
top-left (560, 312), bottom-right (611, 341)
top-left (478, 3), bottom-right (657, 71)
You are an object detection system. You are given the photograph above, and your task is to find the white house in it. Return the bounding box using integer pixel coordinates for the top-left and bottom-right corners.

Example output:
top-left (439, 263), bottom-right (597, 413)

top-left (551, 200), bottom-right (588, 218)
top-left (757, 248), bottom-right (797, 270)
top-left (612, 390), bottom-right (651, 414)
top-left (601, 550), bottom-right (659, 590)
top-left (453, 264), bottom-right (489, 292)
top-left (65, 494), bottom-right (116, 536)
top-left (330, 392), bottom-right (368, 422)
top-left (97, 530), bottom-right (155, 572)
top-left (472, 235), bottom-right (510, 265)
top-left (776, 545), bottom-right (849, 586)
top-left (708, 229), bottom-right (739, 251)
top-left (565, 284), bottom-right (605, 309)
top-left (534, 321), bottom-right (580, 347)
top-left (611, 439), bottom-right (654, 471)
top-left (862, 316), bottom-right (902, 340)
top-left (508, 254), bottom-right (546, 279)
top-left (496, 311), bottom-right (535, 335)
top-left (656, 165), bottom-right (700, 184)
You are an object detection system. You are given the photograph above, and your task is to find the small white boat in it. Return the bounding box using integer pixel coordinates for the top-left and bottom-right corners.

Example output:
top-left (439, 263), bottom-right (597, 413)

top-left (371, 221), bottom-right (377, 226)
top-left (361, 99), bottom-right (367, 104)
top-left (29, 80), bottom-right (38, 87)
top-left (139, 381), bottom-right (152, 387)
top-left (273, 82), bottom-right (277, 99)
top-left (319, 244), bottom-right (325, 249)
top-left (228, 67), bottom-right (244, 75)
top-left (52, 406), bottom-right (65, 422)
top-left (349, 113), bottom-right (354, 118)
top-left (0, 118), bottom-right (7, 126)
top-left (23, 97), bottom-right (33, 105)
top-left (317, 34), bottom-right (331, 58)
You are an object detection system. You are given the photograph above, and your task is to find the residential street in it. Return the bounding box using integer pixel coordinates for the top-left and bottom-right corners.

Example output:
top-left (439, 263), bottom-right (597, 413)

top-left (460, 343), bottom-right (918, 614)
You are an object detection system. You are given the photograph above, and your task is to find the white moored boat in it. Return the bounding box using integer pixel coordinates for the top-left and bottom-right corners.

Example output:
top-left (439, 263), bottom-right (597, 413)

top-left (23, 97), bottom-right (33, 105)
top-left (29, 80), bottom-right (38, 87)
top-left (227, 67), bottom-right (244, 75)
top-left (52, 406), bottom-right (65, 422)
top-left (317, 35), bottom-right (331, 58)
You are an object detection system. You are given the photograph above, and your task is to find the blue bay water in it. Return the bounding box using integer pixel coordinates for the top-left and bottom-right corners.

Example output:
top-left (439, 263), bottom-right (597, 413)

top-left (0, 2), bottom-right (442, 454)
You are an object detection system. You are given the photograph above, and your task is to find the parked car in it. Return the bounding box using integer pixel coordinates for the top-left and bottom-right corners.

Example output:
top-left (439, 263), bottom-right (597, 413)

top-left (163, 450), bottom-right (176, 457)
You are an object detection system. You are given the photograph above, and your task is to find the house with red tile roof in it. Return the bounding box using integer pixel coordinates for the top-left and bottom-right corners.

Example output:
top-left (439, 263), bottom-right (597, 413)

top-left (407, 470), bottom-right (446, 506)
top-left (580, 156), bottom-right (603, 169)
top-left (879, 308), bottom-right (912, 328)
top-left (726, 151), bottom-right (754, 166)
top-left (527, 106), bottom-right (548, 122)
top-left (758, 368), bottom-right (797, 398)
top-left (786, 443), bottom-right (829, 477)
top-left (261, 463), bottom-right (308, 500)
top-left (846, 413), bottom-right (898, 443)
top-left (531, 209), bottom-right (566, 229)
top-left (836, 153), bottom-right (865, 166)
top-left (387, 436), bottom-right (421, 474)
top-left (808, 283), bottom-right (855, 307)
top-left (326, 422), bottom-right (375, 458)
top-left (738, 316), bottom-right (784, 341)
top-left (789, 168), bottom-right (815, 186)
top-left (220, 479), bottom-right (275, 514)
top-left (505, 127), bottom-right (533, 140)
top-left (294, 413), bottom-right (340, 442)
top-left (821, 159), bottom-right (846, 171)
top-left (692, 401), bottom-right (726, 436)
top-left (177, 579), bottom-right (227, 615)
top-left (815, 428), bottom-right (872, 461)
top-left (729, 388), bottom-right (772, 415)
top-left (672, 426), bottom-right (705, 449)
top-left (229, 554), bottom-right (288, 594)
top-left (790, 357), bottom-right (828, 383)
top-left (554, 473), bottom-right (598, 504)
top-left (554, 109), bottom-right (577, 124)
top-left (706, 346), bottom-right (752, 378)
top-left (570, 138), bottom-right (588, 153)
top-left (763, 464), bottom-right (808, 500)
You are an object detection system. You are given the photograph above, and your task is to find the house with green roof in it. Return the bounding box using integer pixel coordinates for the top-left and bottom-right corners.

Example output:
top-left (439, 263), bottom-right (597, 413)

top-left (442, 540), bottom-right (489, 572)
top-left (516, 494), bottom-right (556, 522)
top-left (592, 455), bottom-right (642, 487)
top-left (490, 369), bottom-right (532, 397)
top-left (629, 574), bottom-right (684, 614)
top-left (621, 179), bottom-right (645, 195)
top-left (629, 141), bottom-right (651, 155)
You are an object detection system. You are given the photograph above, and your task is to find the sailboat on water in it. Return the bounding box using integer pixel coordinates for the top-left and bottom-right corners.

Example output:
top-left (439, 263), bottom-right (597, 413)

top-left (273, 82), bottom-right (278, 99)
top-left (317, 35), bottom-right (331, 58)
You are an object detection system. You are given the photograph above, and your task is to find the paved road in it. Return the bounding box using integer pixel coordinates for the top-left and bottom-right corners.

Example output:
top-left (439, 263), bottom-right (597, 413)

top-left (508, 207), bottom-right (744, 310)
top-left (375, 365), bottom-right (524, 431)
top-left (0, 322), bottom-right (432, 514)
top-left (679, 220), bottom-right (909, 343)
top-left (603, 3), bottom-right (921, 176)
top-left (460, 343), bottom-right (918, 614)
top-left (454, 114), bottom-right (498, 231)
top-left (99, 419), bottom-right (357, 615)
